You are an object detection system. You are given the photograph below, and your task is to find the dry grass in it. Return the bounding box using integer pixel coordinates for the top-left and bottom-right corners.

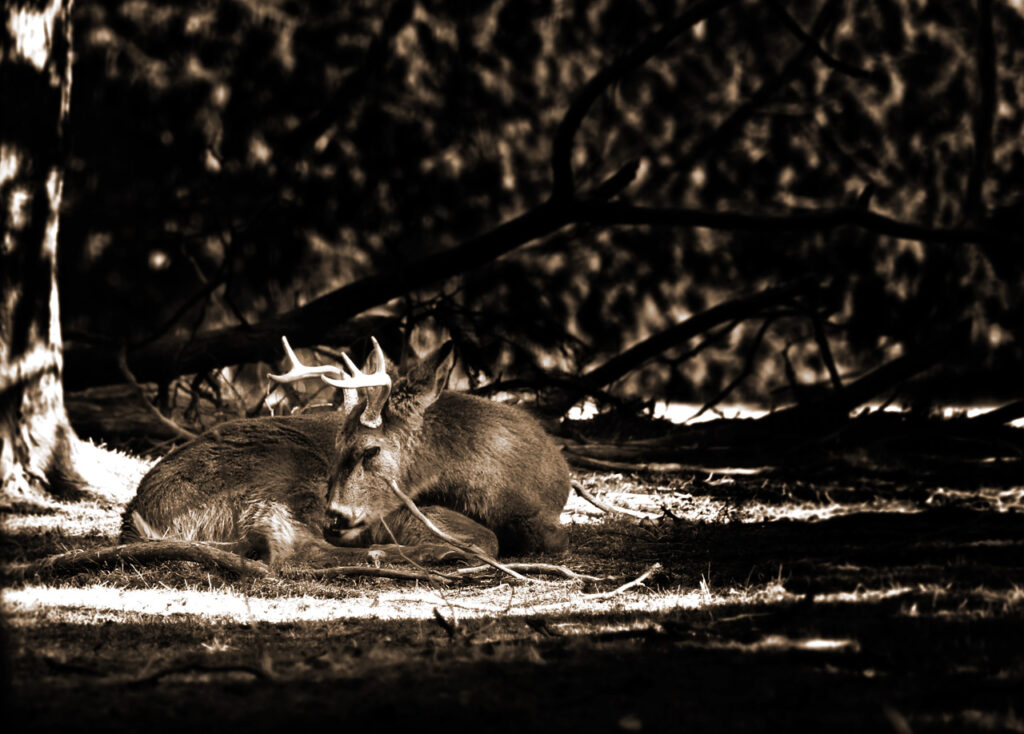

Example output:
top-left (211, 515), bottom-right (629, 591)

top-left (3, 438), bottom-right (1024, 732)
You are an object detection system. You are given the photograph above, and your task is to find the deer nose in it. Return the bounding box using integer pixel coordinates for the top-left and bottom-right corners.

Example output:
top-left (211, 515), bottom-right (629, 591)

top-left (328, 503), bottom-right (366, 528)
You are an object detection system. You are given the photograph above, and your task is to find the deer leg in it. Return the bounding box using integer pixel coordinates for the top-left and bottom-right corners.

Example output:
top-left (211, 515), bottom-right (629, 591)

top-left (496, 511), bottom-right (568, 556)
top-left (364, 506), bottom-right (500, 562)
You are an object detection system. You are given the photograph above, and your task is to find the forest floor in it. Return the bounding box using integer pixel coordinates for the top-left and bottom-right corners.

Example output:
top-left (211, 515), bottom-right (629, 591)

top-left (3, 426), bottom-right (1024, 733)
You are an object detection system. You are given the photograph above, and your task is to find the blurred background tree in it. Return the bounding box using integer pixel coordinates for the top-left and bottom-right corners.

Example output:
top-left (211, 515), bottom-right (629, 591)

top-left (57, 0), bottom-right (1023, 427)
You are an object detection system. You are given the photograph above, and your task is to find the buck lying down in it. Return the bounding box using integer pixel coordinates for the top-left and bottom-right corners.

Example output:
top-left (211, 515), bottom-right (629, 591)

top-left (121, 339), bottom-right (570, 566)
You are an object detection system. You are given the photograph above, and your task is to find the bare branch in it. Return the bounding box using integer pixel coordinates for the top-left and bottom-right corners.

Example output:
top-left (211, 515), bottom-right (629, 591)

top-left (453, 563), bottom-right (604, 582)
top-left (283, 565), bottom-right (452, 583)
top-left (808, 308), bottom-right (844, 392)
top-left (687, 317), bottom-right (775, 423)
top-left (117, 347), bottom-right (198, 440)
top-left (586, 159), bottom-right (642, 201)
top-left (551, 0), bottom-right (739, 198)
top-left (571, 201), bottom-right (1018, 250)
top-left (681, 0), bottom-right (844, 167)
top-left (581, 282), bottom-right (806, 391)
top-left (585, 563), bottom-right (662, 598)
top-left (573, 482), bottom-right (660, 519)
top-left (964, 0), bottom-right (995, 224)
top-left (971, 400), bottom-right (1024, 426)
top-left (563, 451), bottom-right (698, 474)
top-left (765, 0), bottom-right (883, 85)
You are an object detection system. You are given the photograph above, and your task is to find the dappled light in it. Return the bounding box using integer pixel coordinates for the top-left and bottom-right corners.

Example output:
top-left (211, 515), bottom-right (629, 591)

top-left (3, 0), bottom-right (1023, 730)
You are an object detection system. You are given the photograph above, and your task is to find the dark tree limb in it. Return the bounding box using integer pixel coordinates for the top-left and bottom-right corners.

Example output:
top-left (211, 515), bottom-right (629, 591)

top-left (116, 347), bottom-right (197, 440)
top-left (767, 320), bottom-right (973, 426)
top-left (680, 0), bottom-right (844, 168)
top-left (571, 201), bottom-right (1019, 250)
top-left (764, 0), bottom-right (883, 85)
top-left (586, 159), bottom-right (642, 201)
top-left (279, 0), bottom-right (414, 155)
top-left (809, 309), bottom-right (844, 392)
top-left (471, 374), bottom-right (624, 407)
top-left (687, 317), bottom-right (775, 423)
top-left (580, 282), bottom-right (807, 391)
top-left (551, 0), bottom-right (739, 199)
top-left (964, 0), bottom-right (995, 224)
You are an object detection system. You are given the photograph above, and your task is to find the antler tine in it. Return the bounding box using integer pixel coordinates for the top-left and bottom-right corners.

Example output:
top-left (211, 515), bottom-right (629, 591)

top-left (319, 339), bottom-right (390, 390)
top-left (268, 336), bottom-right (346, 384)
top-left (321, 337), bottom-right (392, 428)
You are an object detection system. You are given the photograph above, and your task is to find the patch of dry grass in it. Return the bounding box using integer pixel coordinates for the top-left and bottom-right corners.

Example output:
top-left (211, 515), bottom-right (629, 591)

top-left (5, 439), bottom-right (1024, 732)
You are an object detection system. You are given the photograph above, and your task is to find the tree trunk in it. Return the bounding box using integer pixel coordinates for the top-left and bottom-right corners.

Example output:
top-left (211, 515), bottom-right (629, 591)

top-left (1, 0), bottom-right (84, 506)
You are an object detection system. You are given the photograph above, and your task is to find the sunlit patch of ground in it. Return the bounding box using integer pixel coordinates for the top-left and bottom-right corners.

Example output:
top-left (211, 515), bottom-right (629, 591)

top-left (0, 440), bottom-right (152, 538)
top-left (5, 438), bottom-right (1024, 732)
top-left (1, 581), bottom-right (795, 625)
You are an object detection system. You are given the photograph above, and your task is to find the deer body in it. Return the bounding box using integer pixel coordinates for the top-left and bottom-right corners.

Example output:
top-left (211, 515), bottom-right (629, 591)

top-left (121, 341), bottom-right (570, 566)
top-left (340, 391), bottom-right (570, 556)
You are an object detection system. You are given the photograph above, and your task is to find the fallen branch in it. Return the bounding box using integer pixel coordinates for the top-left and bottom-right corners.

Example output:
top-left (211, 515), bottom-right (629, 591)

top-left (585, 563), bottom-right (663, 599)
top-left (573, 482), bottom-right (660, 520)
top-left (283, 565), bottom-right (452, 583)
top-left (972, 399), bottom-right (1024, 427)
top-left (2, 541), bottom-right (271, 581)
top-left (452, 563), bottom-right (604, 582)
top-left (564, 451), bottom-right (698, 474)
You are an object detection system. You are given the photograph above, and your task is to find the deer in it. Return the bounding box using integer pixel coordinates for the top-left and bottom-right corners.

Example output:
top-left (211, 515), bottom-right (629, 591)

top-left (120, 336), bottom-right (571, 567)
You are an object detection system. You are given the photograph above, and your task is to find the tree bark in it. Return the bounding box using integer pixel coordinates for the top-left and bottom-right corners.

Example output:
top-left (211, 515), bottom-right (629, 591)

top-left (1, 0), bottom-right (84, 505)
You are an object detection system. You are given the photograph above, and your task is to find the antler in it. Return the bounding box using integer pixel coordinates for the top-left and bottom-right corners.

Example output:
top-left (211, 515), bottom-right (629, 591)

top-left (267, 337), bottom-right (345, 383)
top-left (268, 336), bottom-right (391, 428)
top-left (321, 337), bottom-right (391, 428)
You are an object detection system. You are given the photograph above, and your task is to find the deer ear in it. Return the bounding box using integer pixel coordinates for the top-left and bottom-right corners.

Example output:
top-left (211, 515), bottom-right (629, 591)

top-left (427, 341), bottom-right (456, 399)
top-left (387, 341), bottom-right (455, 420)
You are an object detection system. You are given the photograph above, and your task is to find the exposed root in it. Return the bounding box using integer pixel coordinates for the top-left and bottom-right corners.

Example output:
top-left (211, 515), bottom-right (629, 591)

top-left (2, 540), bottom-right (272, 581)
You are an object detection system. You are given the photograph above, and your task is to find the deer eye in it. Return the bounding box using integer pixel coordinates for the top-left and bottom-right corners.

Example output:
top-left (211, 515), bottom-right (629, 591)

top-left (362, 446), bottom-right (381, 465)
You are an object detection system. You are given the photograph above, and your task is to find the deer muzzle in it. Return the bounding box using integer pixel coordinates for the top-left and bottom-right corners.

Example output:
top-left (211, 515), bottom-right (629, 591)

top-left (328, 503), bottom-right (368, 529)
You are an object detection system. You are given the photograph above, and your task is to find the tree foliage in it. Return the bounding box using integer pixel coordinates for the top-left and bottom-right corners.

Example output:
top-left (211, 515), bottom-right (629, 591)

top-left (59, 0), bottom-right (1024, 408)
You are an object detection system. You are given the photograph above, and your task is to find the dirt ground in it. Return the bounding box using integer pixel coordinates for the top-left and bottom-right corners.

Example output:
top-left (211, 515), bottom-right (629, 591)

top-left (3, 440), bottom-right (1024, 733)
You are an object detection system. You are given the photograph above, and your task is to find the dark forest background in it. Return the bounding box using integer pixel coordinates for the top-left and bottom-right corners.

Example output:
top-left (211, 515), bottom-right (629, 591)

top-left (58, 0), bottom-right (1024, 425)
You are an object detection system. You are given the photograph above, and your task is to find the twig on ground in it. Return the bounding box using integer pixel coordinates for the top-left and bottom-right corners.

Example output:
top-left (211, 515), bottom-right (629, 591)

top-left (128, 661), bottom-right (277, 687)
top-left (573, 482), bottom-right (660, 520)
top-left (453, 563), bottom-right (604, 582)
top-left (283, 565), bottom-right (452, 583)
top-left (563, 451), bottom-right (695, 474)
top-left (585, 563), bottom-right (663, 599)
